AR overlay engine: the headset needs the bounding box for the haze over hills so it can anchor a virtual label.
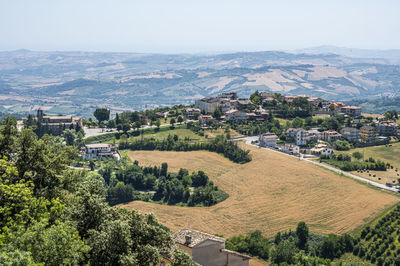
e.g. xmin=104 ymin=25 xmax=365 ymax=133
xmin=0 ymin=47 xmax=399 ymax=117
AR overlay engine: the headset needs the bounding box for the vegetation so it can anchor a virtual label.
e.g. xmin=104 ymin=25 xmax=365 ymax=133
xmin=0 ymin=117 xmax=195 ymax=265
xmin=226 ymin=222 xmax=355 ymax=265
xmin=125 ymin=145 xmax=397 ymax=239
xmin=355 ymin=204 xmax=400 ymax=264
xmin=120 ymin=134 xmax=251 ymax=164
xmin=321 ymin=154 xmax=388 ymax=171
xmin=98 ymin=160 xmax=228 ymax=207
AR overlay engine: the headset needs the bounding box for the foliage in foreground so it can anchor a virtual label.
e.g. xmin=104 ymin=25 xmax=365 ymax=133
xmin=0 ymin=117 xmax=195 ymax=265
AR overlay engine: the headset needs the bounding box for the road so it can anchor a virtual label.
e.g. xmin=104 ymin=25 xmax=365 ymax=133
xmin=240 ymin=136 xmax=400 ymax=193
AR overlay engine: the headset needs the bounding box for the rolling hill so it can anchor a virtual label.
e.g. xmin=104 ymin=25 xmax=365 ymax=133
xmin=0 ymin=48 xmax=399 ymax=116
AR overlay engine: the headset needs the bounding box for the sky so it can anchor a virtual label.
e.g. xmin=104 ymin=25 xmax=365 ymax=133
xmin=0 ymin=0 xmax=399 ymax=53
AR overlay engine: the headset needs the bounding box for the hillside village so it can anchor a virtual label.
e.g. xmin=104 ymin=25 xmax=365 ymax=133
xmin=12 ymin=91 xmax=400 ymax=265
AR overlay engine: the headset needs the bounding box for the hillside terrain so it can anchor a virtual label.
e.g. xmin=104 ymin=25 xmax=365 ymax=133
xmin=1 ymin=49 xmax=400 ymax=117
xmin=121 ymin=143 xmax=398 ymax=238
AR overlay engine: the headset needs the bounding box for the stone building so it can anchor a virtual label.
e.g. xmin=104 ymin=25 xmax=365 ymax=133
xmin=173 ymin=229 xmax=251 ymax=266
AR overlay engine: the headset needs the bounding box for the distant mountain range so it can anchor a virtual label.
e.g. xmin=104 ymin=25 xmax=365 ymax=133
xmin=0 ymin=47 xmax=399 ymax=116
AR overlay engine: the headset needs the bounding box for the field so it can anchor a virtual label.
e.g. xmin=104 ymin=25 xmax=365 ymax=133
xmin=338 ymin=142 xmax=400 ymax=168
xmin=121 ymin=142 xmax=399 ymax=238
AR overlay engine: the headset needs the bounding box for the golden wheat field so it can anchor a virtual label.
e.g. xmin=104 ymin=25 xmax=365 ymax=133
xmin=121 ymin=143 xmax=399 ymax=238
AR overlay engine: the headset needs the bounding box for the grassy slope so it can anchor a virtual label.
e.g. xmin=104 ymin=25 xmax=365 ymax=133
xmin=337 ymin=142 xmax=400 ymax=168
xmin=119 ymin=142 xmax=399 ymax=238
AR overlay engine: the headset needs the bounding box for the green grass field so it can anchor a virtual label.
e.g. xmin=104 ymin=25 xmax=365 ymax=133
xmin=337 ymin=142 xmax=400 ymax=168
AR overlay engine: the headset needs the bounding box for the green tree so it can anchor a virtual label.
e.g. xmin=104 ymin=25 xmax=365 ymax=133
xmin=352 ymin=151 xmax=363 ymax=160
xmin=292 ymin=117 xmax=303 ymax=128
xmin=270 ymin=238 xmax=297 ymax=264
xmin=170 ymin=118 xmax=176 ymax=127
xmin=0 ymin=116 xmax=17 ymax=157
xmin=296 ymin=221 xmax=309 ymax=250
xmin=212 ymin=108 xmax=223 ymax=120
xmin=93 ymin=108 xmax=110 ymax=124
xmin=177 ymin=115 xmax=184 ymax=123
xmin=63 ymin=129 xmax=76 ymax=146
xmin=122 ymin=123 xmax=131 ymax=134
xmin=172 ymin=249 xmax=199 ymax=266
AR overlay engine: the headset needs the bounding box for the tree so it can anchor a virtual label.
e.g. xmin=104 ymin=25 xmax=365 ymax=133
xmin=171 ymin=249 xmax=199 ymax=266
xmin=155 ymin=119 xmax=161 ymax=131
xmin=107 ymin=119 xmax=116 ymax=129
xmin=122 ymin=123 xmax=131 ymax=134
xmin=161 ymin=163 xmax=168 ymax=177
xmin=93 ymin=108 xmax=110 ymax=124
xmin=170 ymin=118 xmax=176 ymax=127
xmin=250 ymin=90 xmax=261 ymax=105
xmin=63 ymin=129 xmax=76 ymax=146
xmin=352 ymin=151 xmax=363 ymax=160
xmin=292 ymin=117 xmax=303 ymax=128
xmin=177 ymin=115 xmax=184 ymax=123
xmin=0 ymin=116 xmax=17 ymax=157
xmin=296 ymin=222 xmax=309 ymax=250
xmin=212 ymin=108 xmax=223 ymax=120
xmin=270 ymin=238 xmax=297 ymax=264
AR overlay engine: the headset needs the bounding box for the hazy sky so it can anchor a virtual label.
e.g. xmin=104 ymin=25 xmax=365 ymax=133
xmin=1 ymin=0 xmax=399 ymax=53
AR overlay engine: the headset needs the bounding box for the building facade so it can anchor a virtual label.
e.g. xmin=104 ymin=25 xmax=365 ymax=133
xmin=360 ymin=125 xmax=376 ymax=143
xmin=340 ymin=127 xmax=360 ymax=142
xmin=259 ymin=133 xmax=279 ymax=148
xmin=173 ymin=229 xmax=251 ymax=266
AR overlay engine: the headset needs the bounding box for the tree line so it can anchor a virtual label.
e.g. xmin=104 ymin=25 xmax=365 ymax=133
xmin=119 ymin=134 xmax=252 ymax=164
xmin=98 ymin=160 xmax=228 ymax=207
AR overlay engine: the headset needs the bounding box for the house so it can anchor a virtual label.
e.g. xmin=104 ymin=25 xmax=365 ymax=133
xmin=322 ymin=130 xmax=342 ymax=143
xmin=195 ymin=97 xmax=221 ymax=113
xmin=262 ymin=96 xmax=276 ymax=105
xmin=340 ymin=106 xmax=362 ymax=117
xmin=340 ymin=127 xmax=360 ymax=142
xmin=173 ymin=229 xmax=251 ymax=266
xmin=236 ymin=99 xmax=251 ymax=110
xmin=217 ymin=92 xmax=238 ymax=100
xmin=280 ymin=144 xmax=300 ymax=155
xmin=375 ymin=121 xmax=398 ymax=136
xmin=310 ymin=144 xmax=334 ymax=157
xmin=259 ymin=133 xmax=279 ymax=148
xmin=198 ymin=115 xmax=214 ymax=125
xmin=183 ymin=108 xmax=201 ymax=120
xmin=286 ymin=128 xmax=307 ymax=146
xmin=330 ymin=102 xmax=346 ymax=110
xmin=360 ymin=125 xmax=376 ymax=143
xmin=226 ymin=109 xmax=248 ymax=122
xmin=259 ymin=92 xmax=275 ymax=100
xmin=35 ymin=108 xmax=83 ymax=135
xmin=305 ymin=129 xmax=322 ymax=142
xmin=83 ymin=143 xmax=118 ymax=160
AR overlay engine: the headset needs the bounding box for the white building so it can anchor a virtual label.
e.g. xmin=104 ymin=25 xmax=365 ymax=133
xmin=310 ymin=144 xmax=334 ymax=157
xmin=340 ymin=127 xmax=360 ymax=142
xmin=195 ymin=98 xmax=221 ymax=113
xmin=281 ymin=144 xmax=300 ymax=155
xmin=259 ymin=133 xmax=279 ymax=148
xmin=286 ymin=128 xmax=307 ymax=146
xmin=83 ymin=144 xmax=118 ymax=160
xmin=225 ymin=109 xmax=248 ymax=122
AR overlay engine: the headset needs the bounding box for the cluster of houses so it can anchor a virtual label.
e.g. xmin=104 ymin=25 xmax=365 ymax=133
xmin=191 ymin=92 xmax=363 ymax=125
xmin=259 ymin=120 xmax=398 ymax=157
